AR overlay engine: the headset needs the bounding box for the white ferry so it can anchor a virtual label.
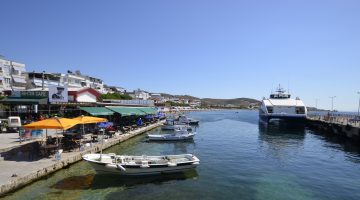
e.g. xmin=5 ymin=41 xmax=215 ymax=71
xmin=259 ymin=85 xmax=307 ymax=122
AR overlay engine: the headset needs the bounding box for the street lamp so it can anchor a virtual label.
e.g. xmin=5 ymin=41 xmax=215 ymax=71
xmin=329 ymin=96 xmax=336 ymax=112
xmin=315 ymin=98 xmax=319 ymax=110
xmin=357 ymin=91 xmax=360 ymax=116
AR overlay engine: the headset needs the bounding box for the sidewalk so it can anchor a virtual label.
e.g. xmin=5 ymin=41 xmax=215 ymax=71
xmin=0 ymin=130 xmax=59 ymax=153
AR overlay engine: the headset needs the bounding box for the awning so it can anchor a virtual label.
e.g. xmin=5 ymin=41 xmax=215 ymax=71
xmin=0 ymin=98 xmax=48 ymax=105
xmin=137 ymin=107 xmax=157 ymax=115
xmin=106 ymin=106 xmax=146 ymax=116
xmin=12 ymin=77 xmax=26 ymax=84
xmin=79 ymin=107 xmax=114 ymax=116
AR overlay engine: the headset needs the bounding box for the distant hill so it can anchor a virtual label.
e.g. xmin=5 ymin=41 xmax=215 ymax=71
xmin=159 ymin=93 xmax=200 ymax=100
xmin=201 ymin=98 xmax=260 ymax=107
xmin=158 ymin=92 xmax=260 ymax=108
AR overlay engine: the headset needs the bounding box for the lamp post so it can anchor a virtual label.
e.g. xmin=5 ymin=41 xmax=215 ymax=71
xmin=315 ymin=98 xmax=319 ymax=110
xmin=329 ymin=96 xmax=336 ymax=112
xmin=357 ymin=91 xmax=360 ymax=117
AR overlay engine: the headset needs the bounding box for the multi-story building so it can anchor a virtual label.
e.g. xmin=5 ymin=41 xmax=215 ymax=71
xmin=0 ymin=56 xmax=27 ymax=93
xmin=26 ymin=70 xmax=106 ymax=94
xmin=104 ymin=85 xmax=126 ymax=94
xmin=127 ymin=89 xmax=150 ymax=100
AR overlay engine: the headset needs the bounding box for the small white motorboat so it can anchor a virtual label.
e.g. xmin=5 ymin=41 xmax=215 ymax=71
xmin=178 ymin=115 xmax=200 ymax=125
xmin=83 ymin=153 xmax=200 ymax=175
xmin=148 ymin=127 xmax=196 ymax=141
xmin=161 ymin=119 xmax=192 ymax=130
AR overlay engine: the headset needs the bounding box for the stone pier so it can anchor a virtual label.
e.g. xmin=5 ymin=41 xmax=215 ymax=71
xmin=307 ymin=116 xmax=360 ymax=141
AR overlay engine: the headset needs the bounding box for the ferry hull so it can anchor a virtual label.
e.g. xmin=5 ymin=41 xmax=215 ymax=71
xmin=259 ymin=109 xmax=307 ymax=122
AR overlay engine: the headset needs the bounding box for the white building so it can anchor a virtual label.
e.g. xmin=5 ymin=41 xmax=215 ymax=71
xmin=0 ymin=56 xmax=27 ymax=93
xmin=104 ymin=85 xmax=127 ymax=94
xmin=130 ymin=89 xmax=150 ymax=100
xmin=26 ymin=70 xmax=107 ymax=94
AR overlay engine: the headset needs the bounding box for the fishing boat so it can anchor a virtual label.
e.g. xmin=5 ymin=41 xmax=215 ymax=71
xmin=161 ymin=118 xmax=192 ymax=130
xmin=178 ymin=115 xmax=200 ymax=125
xmin=148 ymin=127 xmax=196 ymax=141
xmin=83 ymin=153 xmax=200 ymax=175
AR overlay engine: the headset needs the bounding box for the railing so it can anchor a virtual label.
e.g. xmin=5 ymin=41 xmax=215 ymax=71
xmin=308 ymin=112 xmax=360 ymax=127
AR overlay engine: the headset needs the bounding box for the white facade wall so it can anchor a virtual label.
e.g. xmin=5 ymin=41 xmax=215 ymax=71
xmin=76 ymin=92 xmax=97 ymax=103
xmin=0 ymin=58 xmax=26 ymax=92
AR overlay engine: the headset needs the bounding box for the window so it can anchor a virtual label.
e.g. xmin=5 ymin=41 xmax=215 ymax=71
xmin=4 ymin=78 xmax=11 ymax=84
xmin=296 ymin=107 xmax=305 ymax=114
xmin=266 ymin=106 xmax=273 ymax=113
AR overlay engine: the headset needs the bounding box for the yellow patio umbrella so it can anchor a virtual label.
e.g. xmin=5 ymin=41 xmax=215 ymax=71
xmin=72 ymin=115 xmax=108 ymax=137
xmin=72 ymin=116 xmax=108 ymax=124
xmin=23 ymin=117 xmax=80 ymax=130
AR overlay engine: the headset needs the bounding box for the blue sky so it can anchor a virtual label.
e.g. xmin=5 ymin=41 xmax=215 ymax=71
xmin=1 ymin=0 xmax=360 ymax=111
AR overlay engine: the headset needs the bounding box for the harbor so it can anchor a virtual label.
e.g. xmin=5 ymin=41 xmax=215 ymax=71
xmin=1 ymin=0 xmax=360 ymax=199
xmin=2 ymin=110 xmax=360 ymax=200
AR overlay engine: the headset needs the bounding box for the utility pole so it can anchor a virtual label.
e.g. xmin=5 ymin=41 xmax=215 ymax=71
xmin=315 ymin=98 xmax=319 ymax=110
xmin=329 ymin=96 xmax=336 ymax=112
xmin=41 ymin=71 xmax=45 ymax=90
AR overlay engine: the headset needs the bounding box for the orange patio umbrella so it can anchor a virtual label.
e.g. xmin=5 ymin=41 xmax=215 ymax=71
xmin=23 ymin=117 xmax=80 ymax=130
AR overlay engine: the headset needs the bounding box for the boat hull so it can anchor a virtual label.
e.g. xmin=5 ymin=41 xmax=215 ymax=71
xmin=161 ymin=125 xmax=192 ymax=130
xmin=147 ymin=134 xmax=195 ymax=141
xmin=259 ymin=107 xmax=307 ymax=122
xmin=88 ymin=161 xmax=198 ymax=175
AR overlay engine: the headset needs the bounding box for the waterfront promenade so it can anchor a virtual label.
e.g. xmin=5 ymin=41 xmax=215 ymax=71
xmin=0 ymin=121 xmax=164 ymax=196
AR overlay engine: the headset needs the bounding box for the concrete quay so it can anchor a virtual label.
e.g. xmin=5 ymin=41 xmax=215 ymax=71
xmin=307 ymin=115 xmax=360 ymax=141
xmin=0 ymin=121 xmax=164 ymax=196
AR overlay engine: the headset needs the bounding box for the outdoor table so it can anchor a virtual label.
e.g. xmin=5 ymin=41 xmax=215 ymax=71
xmin=71 ymin=139 xmax=81 ymax=150
xmin=40 ymin=144 xmax=58 ymax=157
xmin=91 ymin=135 xmax=98 ymax=142
xmin=107 ymin=131 xmax=116 ymax=138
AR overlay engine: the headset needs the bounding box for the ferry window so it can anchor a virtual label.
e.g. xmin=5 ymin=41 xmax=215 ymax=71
xmin=296 ymin=107 xmax=305 ymax=114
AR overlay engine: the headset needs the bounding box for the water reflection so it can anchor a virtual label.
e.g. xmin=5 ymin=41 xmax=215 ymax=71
xmin=258 ymin=120 xmax=306 ymax=135
xmin=52 ymin=170 xmax=198 ymax=190
xmin=257 ymin=121 xmax=306 ymax=163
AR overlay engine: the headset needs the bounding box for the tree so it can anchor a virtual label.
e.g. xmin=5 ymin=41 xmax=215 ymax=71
xmin=100 ymin=93 xmax=133 ymax=101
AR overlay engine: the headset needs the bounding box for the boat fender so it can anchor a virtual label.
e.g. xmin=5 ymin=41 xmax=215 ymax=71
xmin=117 ymin=164 xmax=126 ymax=171
xmin=168 ymin=162 xmax=177 ymax=167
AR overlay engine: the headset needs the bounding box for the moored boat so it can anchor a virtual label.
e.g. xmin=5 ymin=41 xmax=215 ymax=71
xmin=148 ymin=127 xmax=196 ymax=141
xmin=259 ymin=85 xmax=307 ymax=122
xmin=178 ymin=115 xmax=200 ymax=125
xmin=161 ymin=119 xmax=192 ymax=130
xmin=83 ymin=153 xmax=200 ymax=175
